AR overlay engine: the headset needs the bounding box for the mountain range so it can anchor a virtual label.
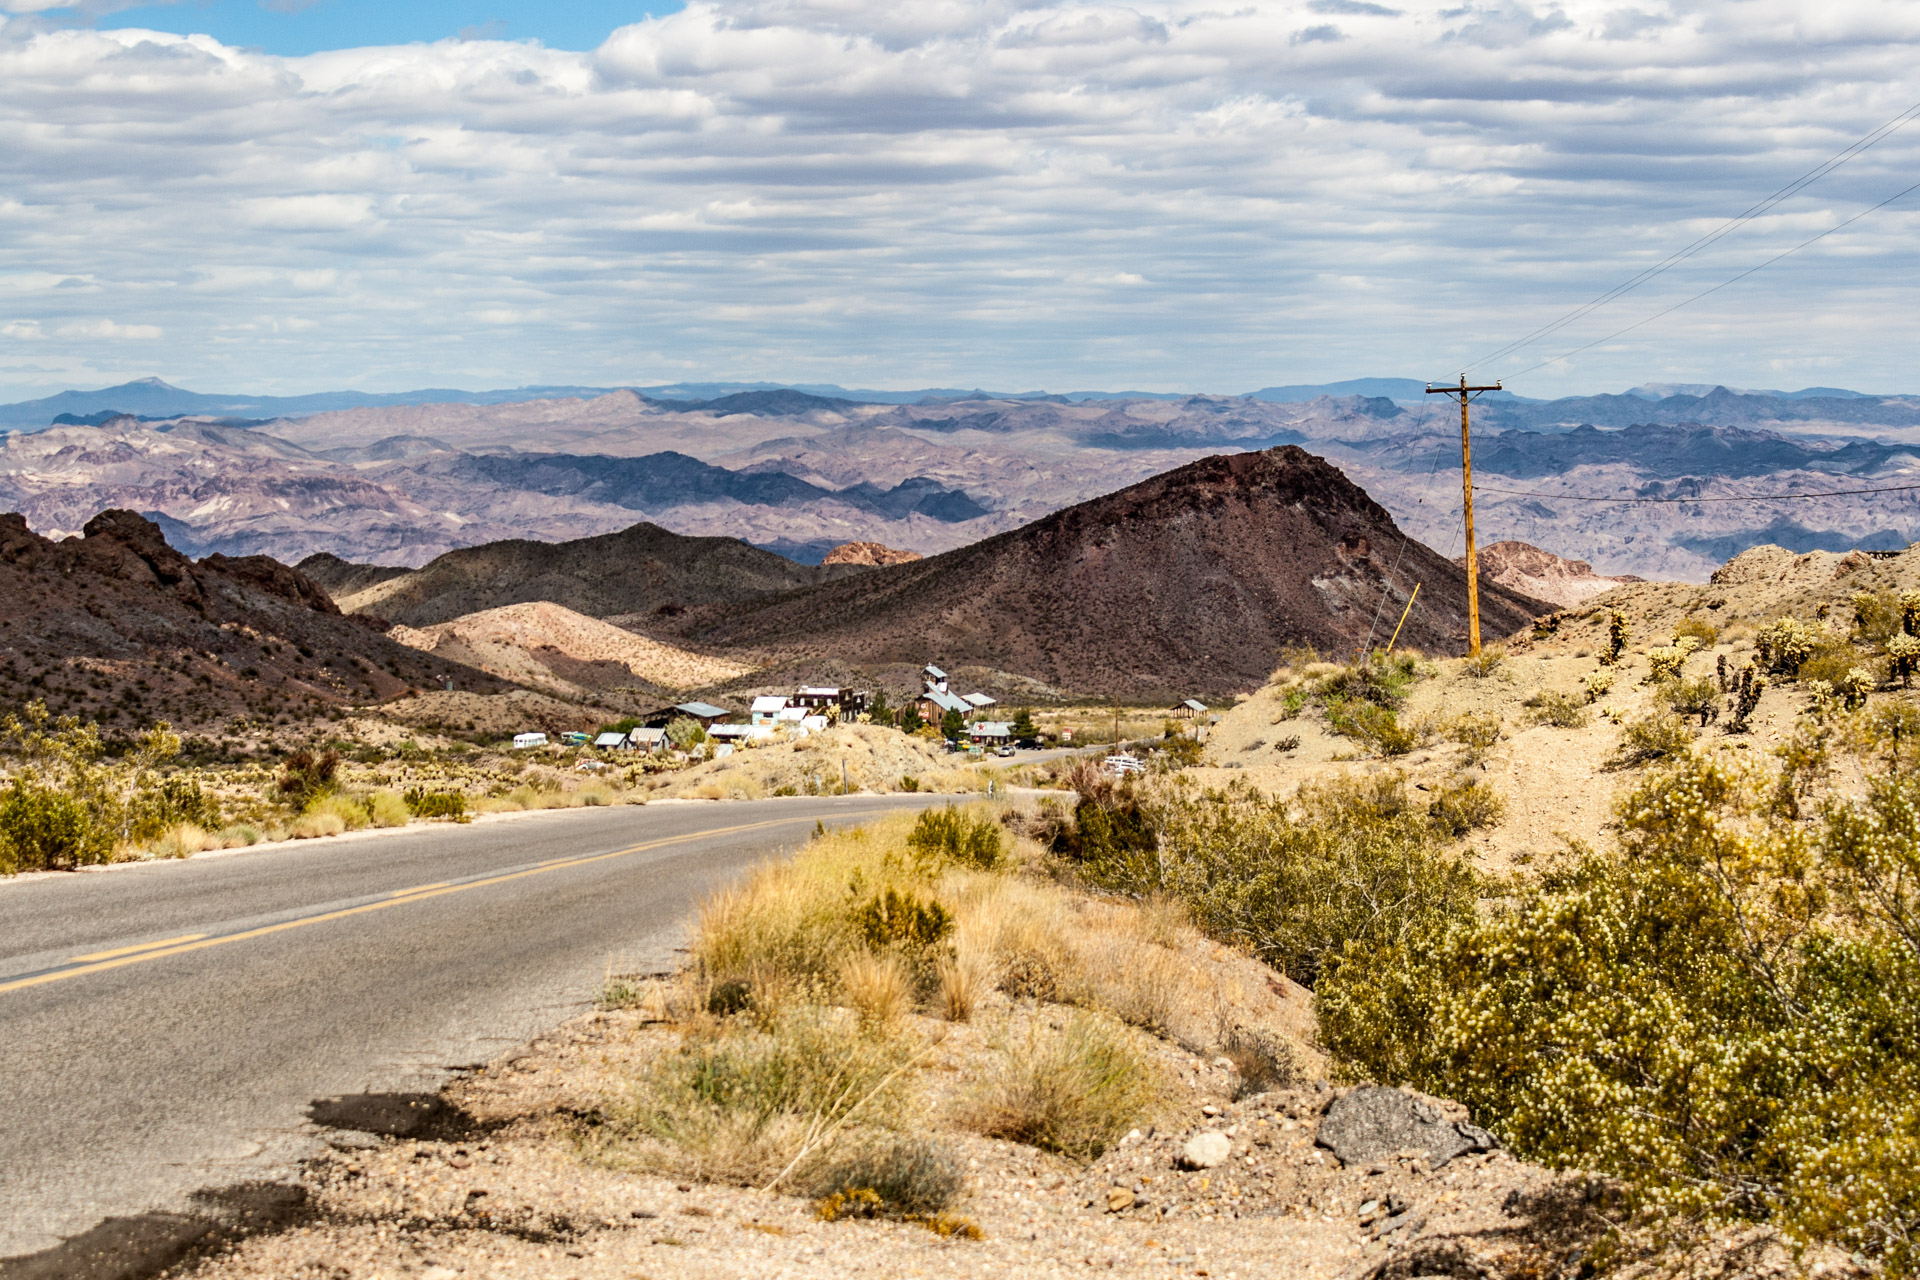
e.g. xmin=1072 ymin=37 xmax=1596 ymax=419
xmin=1 ymin=376 xmax=1916 ymax=581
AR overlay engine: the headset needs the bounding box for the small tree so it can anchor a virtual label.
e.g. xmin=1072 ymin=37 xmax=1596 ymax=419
xmin=899 ymin=704 xmax=924 ymax=735
xmin=869 ymin=692 xmax=893 ymax=727
xmin=940 ymin=709 xmax=966 ymax=742
xmin=1011 ymin=708 xmax=1037 ymax=740
xmin=665 ymin=716 xmax=707 ymax=750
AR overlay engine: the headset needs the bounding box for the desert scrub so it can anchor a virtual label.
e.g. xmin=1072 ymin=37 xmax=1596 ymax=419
xmin=1318 ymin=751 xmax=1920 ymax=1273
xmin=594 ymin=1003 xmax=928 ymax=1186
xmin=1426 ymin=775 xmax=1505 ymax=836
xmin=907 ymin=805 xmax=1004 ymax=870
xmin=1607 ymin=711 xmax=1695 ymax=769
xmin=1444 ymin=712 xmax=1502 ymax=763
xmin=1327 ymin=702 xmax=1420 ymax=757
xmin=1524 ymin=688 xmax=1590 ymax=728
xmin=1460 ymin=645 xmax=1507 ymax=679
xmin=963 ymin=1011 xmax=1158 ymax=1161
xmin=1583 ymin=669 xmax=1615 ymax=703
xmin=1082 ymin=774 xmax=1482 ymax=989
xmin=806 ymin=1133 xmax=964 ymax=1222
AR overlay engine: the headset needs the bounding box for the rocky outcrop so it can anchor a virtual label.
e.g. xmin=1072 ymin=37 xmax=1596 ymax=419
xmin=821 ymin=541 xmax=923 ymax=567
xmin=1459 ymin=540 xmax=1640 ymax=609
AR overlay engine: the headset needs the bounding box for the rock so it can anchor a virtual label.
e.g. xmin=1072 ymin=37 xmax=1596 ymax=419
xmin=1106 ymin=1185 xmax=1135 ymax=1212
xmin=1178 ymin=1131 xmax=1232 ymax=1170
xmin=1315 ymin=1086 xmax=1498 ymax=1170
xmin=422 ymin=1268 xmax=459 ymax=1280
xmin=1201 ymin=1104 xmax=1223 ymax=1117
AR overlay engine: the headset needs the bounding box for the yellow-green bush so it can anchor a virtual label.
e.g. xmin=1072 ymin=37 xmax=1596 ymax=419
xmin=962 ymin=1012 xmax=1158 ymax=1161
xmin=1317 ymin=751 xmax=1920 ymax=1272
xmin=365 ymin=791 xmax=411 ymax=828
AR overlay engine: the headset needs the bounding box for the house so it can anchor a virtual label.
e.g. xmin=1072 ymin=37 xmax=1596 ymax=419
xmin=916 ymin=687 xmax=972 ymax=724
xmin=750 ymin=695 xmax=790 ymax=726
xmin=968 ymin=721 xmax=1013 ymax=744
xmin=512 ymin=732 xmax=548 ymax=749
xmin=645 ymin=700 xmax=734 ymax=730
xmin=923 ymin=664 xmax=949 ymax=693
xmin=962 ymin=692 xmax=997 ymax=712
xmin=593 ymin=731 xmax=631 ymax=749
xmin=1170 ymin=699 xmax=1209 ymax=720
xmin=628 ymin=727 xmax=667 ymax=753
xmin=790 ymin=686 xmax=874 ymax=720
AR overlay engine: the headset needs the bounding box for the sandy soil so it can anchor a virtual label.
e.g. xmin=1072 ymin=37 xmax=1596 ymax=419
xmin=391 ymin=602 xmax=755 ymax=692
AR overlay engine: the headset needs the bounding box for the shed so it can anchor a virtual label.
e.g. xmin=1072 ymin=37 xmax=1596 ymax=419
xmin=512 ymin=732 xmax=549 ymax=749
xmin=1170 ymin=699 xmax=1209 ymax=719
xmin=594 ymin=731 xmax=630 ymax=749
xmin=628 ymin=727 xmax=667 ymax=752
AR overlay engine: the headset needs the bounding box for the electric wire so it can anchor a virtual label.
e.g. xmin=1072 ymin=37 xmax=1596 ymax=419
xmin=1476 ymin=480 xmax=1920 ymax=504
xmin=1505 ymin=175 xmax=1920 ymax=379
xmin=1464 ymin=99 xmax=1920 ymax=375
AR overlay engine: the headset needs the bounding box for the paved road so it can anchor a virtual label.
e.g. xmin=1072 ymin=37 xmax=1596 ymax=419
xmin=0 ymin=796 xmax=930 ymax=1262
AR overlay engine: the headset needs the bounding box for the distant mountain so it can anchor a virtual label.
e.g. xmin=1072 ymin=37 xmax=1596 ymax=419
xmin=0 ymin=378 xmax=636 ymax=429
xmin=1459 ymin=423 xmax=1908 ymax=480
xmin=1626 ymin=383 xmax=1875 ymax=401
xmin=1249 ymin=378 xmax=1435 ymax=402
xmin=687 ymin=446 xmax=1550 ymax=698
xmin=330 ymin=520 xmax=867 ymax=628
xmin=0 ymin=510 xmax=508 ymax=729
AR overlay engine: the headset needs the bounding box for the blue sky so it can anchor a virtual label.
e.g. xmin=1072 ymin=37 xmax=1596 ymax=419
xmin=91 ymin=0 xmax=679 ymax=53
xmin=2 ymin=0 xmax=1919 ymax=399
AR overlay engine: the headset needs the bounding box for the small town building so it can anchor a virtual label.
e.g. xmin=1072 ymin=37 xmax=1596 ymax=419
xmin=962 ymin=692 xmax=997 ymax=711
xmin=750 ymin=695 xmax=790 ymax=726
xmin=923 ymin=664 xmax=949 ymax=693
xmin=645 ymin=700 xmax=734 ymax=729
xmin=968 ymin=721 xmax=1013 ymax=743
xmin=628 ymin=727 xmax=667 ymax=752
xmin=560 ymin=731 xmax=591 ymax=746
xmin=593 ymin=731 xmax=630 ymax=749
xmin=1171 ymin=699 xmax=1209 ymax=719
xmin=512 ymin=732 xmax=549 ymax=749
xmin=917 ymin=687 xmax=971 ymax=723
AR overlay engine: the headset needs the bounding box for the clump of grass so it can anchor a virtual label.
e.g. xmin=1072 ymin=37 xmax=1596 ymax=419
xmin=596 ymin=1004 xmax=925 ymax=1186
xmin=964 ymin=1012 xmax=1158 ymax=1161
xmin=146 ymin=821 xmax=212 ymax=860
xmin=365 ymin=791 xmax=411 ymax=828
xmin=1444 ymin=712 xmax=1502 ymax=763
xmin=1674 ymin=615 xmax=1719 ymax=647
xmin=287 ymin=810 xmax=347 ymax=839
xmin=934 ymin=946 xmax=994 ymax=1022
xmin=404 ymin=788 xmax=467 ymax=820
xmin=840 ymin=950 xmax=913 ymax=1029
xmin=307 ymin=792 xmax=370 ymax=830
xmin=1460 ymin=646 xmax=1507 ymax=679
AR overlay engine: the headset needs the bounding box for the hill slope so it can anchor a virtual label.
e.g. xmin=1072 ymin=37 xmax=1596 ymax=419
xmin=689 ymin=446 xmax=1550 ymax=698
xmin=336 ymin=521 xmax=856 ymax=627
xmin=0 ymin=511 xmax=507 ymax=729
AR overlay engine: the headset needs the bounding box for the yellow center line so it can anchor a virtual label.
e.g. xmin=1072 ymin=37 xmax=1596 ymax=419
xmin=5 ymin=809 xmax=892 ymax=999
xmin=70 ymin=933 xmax=209 ymax=964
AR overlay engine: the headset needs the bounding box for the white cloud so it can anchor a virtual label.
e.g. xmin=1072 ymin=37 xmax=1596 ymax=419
xmin=0 ymin=2 xmax=1918 ymax=397
xmin=54 ymin=319 xmax=163 ymax=339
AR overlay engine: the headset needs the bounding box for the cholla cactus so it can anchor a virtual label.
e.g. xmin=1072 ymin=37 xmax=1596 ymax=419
xmin=1756 ymin=616 xmax=1819 ymax=676
xmin=1888 ymin=631 xmax=1920 ymax=688
xmin=1645 ymin=637 xmax=1701 ymax=684
xmin=1902 ymin=588 xmax=1920 ymax=636
xmin=1838 ymin=666 xmax=1875 ymax=711
xmin=1728 ymin=663 xmax=1765 ymax=732
xmin=1584 ymin=669 xmax=1615 ymax=703
xmin=1600 ymin=609 xmax=1630 ymax=667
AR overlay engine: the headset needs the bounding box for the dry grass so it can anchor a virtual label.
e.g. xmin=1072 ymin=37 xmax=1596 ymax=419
xmin=366 ymin=791 xmax=411 ymax=827
xmin=288 ymin=810 xmax=347 ymax=839
xmin=840 ymin=951 xmax=914 ymax=1030
xmin=934 ymin=946 xmax=994 ymax=1022
xmin=961 ymin=1011 xmax=1159 ymax=1161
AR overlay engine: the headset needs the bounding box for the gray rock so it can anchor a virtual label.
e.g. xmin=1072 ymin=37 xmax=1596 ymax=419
xmin=1177 ymin=1131 xmax=1232 ymax=1170
xmin=1315 ymin=1086 xmax=1498 ymax=1169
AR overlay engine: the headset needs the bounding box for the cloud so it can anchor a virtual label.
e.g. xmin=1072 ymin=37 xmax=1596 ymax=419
xmin=54 ymin=319 xmax=164 ymax=339
xmin=0 ymin=2 xmax=1918 ymax=399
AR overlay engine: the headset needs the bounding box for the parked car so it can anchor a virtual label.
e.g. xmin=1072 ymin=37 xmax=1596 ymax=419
xmin=994 ymin=744 xmax=1015 ymax=757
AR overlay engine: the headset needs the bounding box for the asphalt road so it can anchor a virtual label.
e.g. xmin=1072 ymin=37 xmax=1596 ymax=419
xmin=0 ymin=796 xmax=931 ymax=1263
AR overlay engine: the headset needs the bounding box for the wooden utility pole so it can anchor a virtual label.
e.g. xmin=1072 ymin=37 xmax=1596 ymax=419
xmin=1425 ymin=374 xmax=1502 ymax=655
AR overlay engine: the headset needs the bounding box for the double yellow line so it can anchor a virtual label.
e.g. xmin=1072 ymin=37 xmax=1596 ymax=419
xmin=1 ymin=810 xmax=881 ymax=998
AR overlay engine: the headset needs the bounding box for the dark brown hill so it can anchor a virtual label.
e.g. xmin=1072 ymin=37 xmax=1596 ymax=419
xmin=0 ymin=511 xmax=508 ymax=730
xmin=689 ymin=447 xmax=1552 ymax=698
xmin=331 ymin=521 xmax=861 ymax=628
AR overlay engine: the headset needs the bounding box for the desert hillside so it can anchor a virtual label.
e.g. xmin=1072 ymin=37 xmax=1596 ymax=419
xmin=689 ymin=446 xmax=1551 ymax=698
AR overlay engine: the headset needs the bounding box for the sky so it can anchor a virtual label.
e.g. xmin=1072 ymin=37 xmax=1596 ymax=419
xmin=1 ymin=0 xmax=1919 ymax=400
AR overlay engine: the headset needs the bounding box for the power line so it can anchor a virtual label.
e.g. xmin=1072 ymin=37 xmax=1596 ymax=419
xmin=1465 ymin=99 xmax=1920 ymax=374
xmin=1507 ymin=174 xmax=1920 ymax=378
xmin=1476 ymin=480 xmax=1920 ymax=504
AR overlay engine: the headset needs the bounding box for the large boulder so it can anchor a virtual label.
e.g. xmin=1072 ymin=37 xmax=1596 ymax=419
xmin=1315 ymin=1086 xmax=1497 ymax=1169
